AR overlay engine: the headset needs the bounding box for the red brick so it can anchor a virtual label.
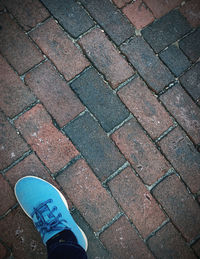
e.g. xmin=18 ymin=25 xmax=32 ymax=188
xmin=180 ymin=0 xmax=200 ymax=27
xmin=0 ymin=111 xmax=29 ymax=170
xmin=143 ymin=0 xmax=182 ymax=18
xmin=158 ymin=127 xmax=200 ymax=194
xmin=30 ymin=18 xmax=89 ymax=81
xmin=79 ymin=28 xmax=134 ymax=89
xmin=15 ymin=104 xmax=79 ymax=173
xmin=100 ymin=215 xmax=154 ymax=258
xmin=0 ymin=242 xmax=7 ymax=258
xmin=56 ymin=159 xmax=119 ymax=231
xmin=160 ymin=84 xmax=200 ymax=145
xmin=2 ymin=0 xmax=49 ymax=31
xmin=108 ymin=167 xmax=166 ymax=238
xmin=113 ymin=0 xmax=131 ymax=8
xmin=148 ymin=222 xmax=196 ymax=259
xmin=118 ymin=77 xmax=173 ymax=139
xmin=0 ymin=207 xmax=46 ymax=259
xmin=0 ymin=55 xmax=36 ymax=118
xmin=0 ymin=14 xmax=43 ymax=75
xmin=192 ymin=239 xmax=200 ymax=257
xmin=123 ymin=0 xmax=154 ymax=29
xmin=152 ymin=174 xmax=200 ymax=241
xmin=111 ymin=118 xmax=170 ymax=185
xmin=0 ymin=175 xmax=16 ymax=215
xmin=25 ymin=61 xmax=84 ymax=127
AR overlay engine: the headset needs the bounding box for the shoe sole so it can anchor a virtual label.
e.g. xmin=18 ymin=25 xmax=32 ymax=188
xmin=15 ymin=176 xmax=88 ymax=251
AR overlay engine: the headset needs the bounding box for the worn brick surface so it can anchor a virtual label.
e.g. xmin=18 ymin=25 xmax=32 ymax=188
xmin=2 ymin=0 xmax=49 ymax=31
xmin=41 ymin=0 xmax=94 ymax=38
xmin=25 ymin=61 xmax=84 ymax=127
xmin=179 ymin=28 xmax=200 ymax=62
xmin=143 ymin=0 xmax=182 ymax=18
xmin=152 ymin=174 xmax=200 ymax=241
xmin=159 ymin=127 xmax=200 ymax=194
xmin=0 ymin=175 xmax=16 ymax=216
xmin=100 ymin=215 xmax=154 ymax=258
xmin=30 ymin=18 xmax=89 ymax=81
xmin=0 ymin=111 xmax=29 ymax=170
xmin=72 ymin=209 xmax=111 ymax=258
xmin=108 ymin=167 xmax=166 ymax=238
xmin=123 ymin=0 xmax=154 ymax=29
xmin=0 ymin=14 xmax=43 ymax=75
xmin=57 ymin=159 xmax=119 ymax=231
xmin=0 ymin=55 xmax=36 ymax=118
xmin=0 ymin=207 xmax=46 ymax=259
xmin=64 ymin=112 xmax=126 ymax=181
xmin=80 ymin=0 xmax=135 ymax=45
xmin=159 ymin=44 xmax=191 ymax=77
xmin=79 ymin=28 xmax=134 ymax=89
xmin=148 ymin=222 xmax=196 ymax=259
xmin=113 ymin=0 xmax=131 ymax=8
xmin=142 ymin=10 xmax=191 ymax=53
xmin=70 ymin=67 xmax=129 ymax=132
xmin=180 ymin=62 xmax=200 ymax=102
xmin=120 ymin=36 xmax=174 ymax=93
xmin=118 ymin=77 xmax=173 ymax=139
xmin=160 ymin=84 xmax=200 ymax=145
xmin=180 ymin=0 xmax=200 ymax=27
xmin=111 ymin=119 xmax=170 ymax=185
xmin=15 ymin=104 xmax=79 ymax=173
xmin=192 ymin=239 xmax=200 ymax=257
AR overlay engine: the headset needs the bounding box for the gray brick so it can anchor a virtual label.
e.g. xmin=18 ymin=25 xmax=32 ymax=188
xmin=41 ymin=0 xmax=94 ymax=38
xmin=70 ymin=68 xmax=129 ymax=132
xmin=64 ymin=112 xmax=125 ymax=181
xmin=180 ymin=62 xmax=200 ymax=102
xmin=120 ymin=36 xmax=174 ymax=92
xmin=79 ymin=0 xmax=135 ymax=45
xmin=179 ymin=28 xmax=200 ymax=62
xmin=159 ymin=44 xmax=191 ymax=77
xmin=142 ymin=10 xmax=192 ymax=53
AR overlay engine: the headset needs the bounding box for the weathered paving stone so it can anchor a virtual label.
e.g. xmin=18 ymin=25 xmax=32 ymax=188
xmin=159 ymin=44 xmax=191 ymax=77
xmin=179 ymin=28 xmax=200 ymax=62
xmin=70 ymin=67 xmax=129 ymax=132
xmin=64 ymin=112 xmax=126 ymax=181
xmin=0 ymin=55 xmax=36 ymax=118
xmin=72 ymin=209 xmax=111 ymax=258
xmin=0 ymin=111 xmax=29 ymax=170
xmin=29 ymin=18 xmax=89 ymax=81
xmin=2 ymin=0 xmax=50 ymax=31
xmin=159 ymin=84 xmax=200 ymax=145
xmin=158 ymin=127 xmax=200 ymax=194
xmin=79 ymin=0 xmax=135 ymax=45
xmin=25 ymin=60 xmax=84 ymax=127
xmin=118 ymin=76 xmax=173 ymax=139
xmin=113 ymin=0 xmax=131 ymax=8
xmin=180 ymin=62 xmax=200 ymax=102
xmin=180 ymin=0 xmax=200 ymax=28
xmin=79 ymin=28 xmax=134 ymax=89
xmin=108 ymin=167 xmax=166 ymax=238
xmin=120 ymin=36 xmax=174 ymax=93
xmin=100 ymin=215 xmax=154 ymax=258
xmin=111 ymin=118 xmax=170 ymax=185
xmin=57 ymin=159 xmax=119 ymax=231
xmin=0 ymin=14 xmax=43 ymax=75
xmin=142 ymin=10 xmax=192 ymax=53
xmin=148 ymin=222 xmax=196 ymax=259
xmin=40 ymin=0 xmax=94 ymax=37
xmin=152 ymin=174 xmax=200 ymax=242
xmin=192 ymin=239 xmax=200 ymax=257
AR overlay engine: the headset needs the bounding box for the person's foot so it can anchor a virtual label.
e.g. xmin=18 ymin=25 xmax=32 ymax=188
xmin=15 ymin=176 xmax=88 ymax=251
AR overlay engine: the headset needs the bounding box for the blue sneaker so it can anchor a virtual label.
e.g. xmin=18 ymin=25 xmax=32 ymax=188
xmin=14 ymin=176 xmax=88 ymax=251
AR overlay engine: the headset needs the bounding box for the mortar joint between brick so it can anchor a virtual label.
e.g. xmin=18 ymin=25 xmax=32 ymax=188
xmin=145 ymin=218 xmax=170 ymax=242
xmin=0 ymin=203 xmax=19 ymax=221
xmin=107 ymin=113 xmax=133 ymax=136
xmin=114 ymin=73 xmax=138 ymax=92
xmin=189 ymin=234 xmax=200 ymax=247
xmin=155 ymin=124 xmax=177 ymax=143
xmin=26 ymin=15 xmax=52 ymax=34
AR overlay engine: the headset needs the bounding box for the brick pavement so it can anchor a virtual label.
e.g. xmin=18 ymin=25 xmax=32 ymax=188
xmin=0 ymin=0 xmax=200 ymax=258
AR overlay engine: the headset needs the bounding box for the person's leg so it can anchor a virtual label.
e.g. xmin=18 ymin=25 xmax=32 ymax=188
xmin=15 ymin=176 xmax=88 ymax=258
